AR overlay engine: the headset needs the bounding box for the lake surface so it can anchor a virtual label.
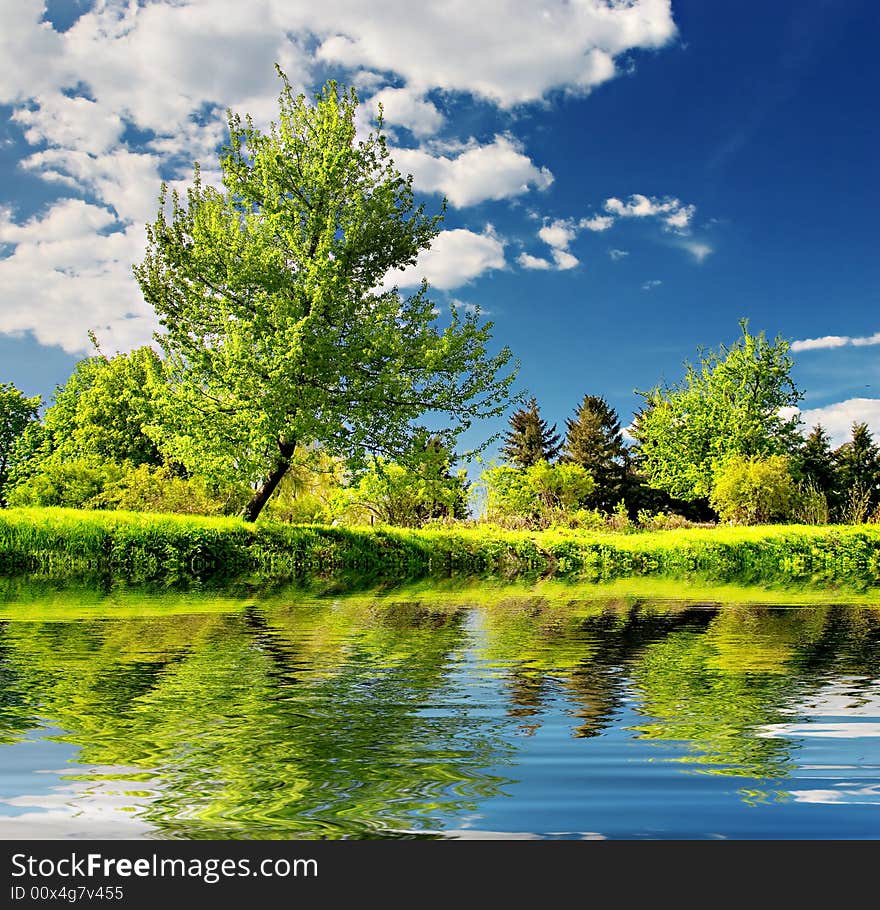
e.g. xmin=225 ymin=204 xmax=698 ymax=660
xmin=1 ymin=587 xmax=879 ymax=839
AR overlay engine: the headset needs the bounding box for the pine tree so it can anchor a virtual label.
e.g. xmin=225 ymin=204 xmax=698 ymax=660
xmin=562 ymin=394 xmax=627 ymax=510
xmin=500 ymin=398 xmax=561 ymax=467
xmin=835 ymin=422 xmax=880 ymax=519
xmin=797 ymin=424 xmax=839 ymax=510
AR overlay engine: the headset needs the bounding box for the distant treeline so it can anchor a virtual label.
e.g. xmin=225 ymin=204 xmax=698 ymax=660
xmin=1 ymin=323 xmax=878 ymax=529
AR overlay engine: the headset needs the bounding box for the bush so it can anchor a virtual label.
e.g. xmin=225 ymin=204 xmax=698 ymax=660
xmin=7 ymin=459 xmax=241 ymax=516
xmin=636 ymin=509 xmax=700 ymax=531
xmin=481 ymin=461 xmax=595 ymax=528
xmin=710 ymin=455 xmax=797 ymax=525
xmin=793 ymin=480 xmax=830 ymax=525
xmin=96 ymin=464 xmax=241 ymax=516
xmin=6 ymin=457 xmax=125 ymax=509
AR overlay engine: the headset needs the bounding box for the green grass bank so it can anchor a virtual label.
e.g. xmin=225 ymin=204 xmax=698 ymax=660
xmin=1 ymin=507 xmax=880 ymax=591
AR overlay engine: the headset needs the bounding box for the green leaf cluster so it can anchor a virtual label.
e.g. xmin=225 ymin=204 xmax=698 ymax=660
xmin=632 ymin=321 xmax=803 ymax=501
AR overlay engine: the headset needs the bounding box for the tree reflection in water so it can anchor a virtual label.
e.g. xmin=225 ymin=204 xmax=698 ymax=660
xmin=0 ymin=588 xmax=878 ymax=837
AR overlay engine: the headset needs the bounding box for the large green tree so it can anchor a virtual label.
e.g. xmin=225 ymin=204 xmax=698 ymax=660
xmin=500 ymin=397 xmax=561 ymax=468
xmin=5 ymin=348 xmax=166 ymax=502
xmin=631 ymin=322 xmax=803 ymax=502
xmin=135 ymin=73 xmax=515 ymax=521
xmin=561 ymin=394 xmax=626 ymax=511
xmin=0 ymin=383 xmax=40 ymax=506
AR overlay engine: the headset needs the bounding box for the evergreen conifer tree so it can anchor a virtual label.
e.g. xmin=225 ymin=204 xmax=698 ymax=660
xmin=835 ymin=422 xmax=880 ymax=518
xmin=797 ymin=424 xmax=840 ymax=512
xmin=562 ymin=394 xmax=627 ymax=510
xmin=500 ymin=398 xmax=561 ymax=467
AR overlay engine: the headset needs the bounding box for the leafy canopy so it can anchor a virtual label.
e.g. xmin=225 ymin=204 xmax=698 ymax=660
xmin=135 ymin=71 xmax=516 ymax=520
xmin=0 ymin=383 xmax=40 ymax=506
xmin=632 ymin=321 xmax=803 ymax=501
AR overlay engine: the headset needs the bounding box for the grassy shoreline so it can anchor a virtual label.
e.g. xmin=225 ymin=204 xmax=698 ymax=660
xmin=2 ymin=507 xmax=880 ymax=592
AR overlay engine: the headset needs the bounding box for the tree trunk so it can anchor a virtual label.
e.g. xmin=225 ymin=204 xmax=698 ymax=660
xmin=241 ymin=440 xmax=296 ymax=522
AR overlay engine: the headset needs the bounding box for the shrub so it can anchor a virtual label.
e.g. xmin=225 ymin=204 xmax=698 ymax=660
xmin=481 ymin=461 xmax=595 ymax=528
xmin=96 ymin=464 xmax=240 ymax=516
xmin=841 ymin=482 xmax=873 ymax=525
xmin=710 ymin=455 xmax=797 ymax=525
xmin=7 ymin=459 xmax=241 ymax=516
xmin=793 ymin=480 xmax=830 ymax=525
xmin=6 ymin=457 xmax=125 ymax=509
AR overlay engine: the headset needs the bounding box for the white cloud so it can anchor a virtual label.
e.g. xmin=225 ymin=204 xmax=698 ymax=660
xmin=551 ymin=249 xmax=579 ymax=270
xmin=520 ymin=217 xmax=580 ymax=272
xmin=792 ymin=332 xmax=880 ymax=352
xmin=382 ymin=226 xmax=506 ymax=290
xmin=538 ymin=219 xmax=576 ymax=250
xmin=678 ymin=239 xmax=713 ymax=262
xmin=369 ymin=86 xmax=444 ymax=137
xmin=392 ymin=135 xmax=553 ymax=207
xmin=450 ymin=298 xmax=491 ymax=315
xmin=0 ymin=200 xmax=156 ymax=353
xmin=0 ymin=0 xmax=677 ymax=352
xmin=311 ymin=1 xmax=676 ymax=107
xmin=641 ymin=279 xmax=662 ymax=291
xmin=517 ymin=252 xmax=553 ymax=270
xmin=604 ymin=193 xmax=695 ymax=232
xmin=579 ymin=214 xmax=614 ymax=232
xmin=609 ymin=248 xmax=629 ymax=260
xmin=792 ymin=398 xmax=880 ymax=446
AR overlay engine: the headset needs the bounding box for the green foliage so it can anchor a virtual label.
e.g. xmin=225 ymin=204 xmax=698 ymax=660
xmin=42 ymin=349 xmax=163 ymax=466
xmin=792 ymin=479 xmax=829 ymax=526
xmin=342 ymin=440 xmax=468 ymax=528
xmin=0 ymin=382 xmax=40 ymax=506
xmin=7 ymin=458 xmax=125 ymax=509
xmin=710 ymin=455 xmax=798 ymax=525
xmin=561 ymin=394 xmax=627 ymax=510
xmin=7 ymin=459 xmax=238 ymax=516
xmin=134 ymin=72 xmax=516 ymax=521
xmin=796 ymin=425 xmax=839 ymax=511
xmin=2 ymin=508 xmax=880 ymax=589
xmin=835 ymin=422 xmax=880 ymax=519
xmin=6 ymin=348 xmax=166 ymax=507
xmin=481 ymin=460 xmax=595 ymax=528
xmin=96 ymin=464 xmax=242 ymax=516
xmin=500 ymin=398 xmax=561 ymax=467
xmin=262 ymin=448 xmax=347 ymax=524
xmin=632 ymin=321 xmax=802 ymax=501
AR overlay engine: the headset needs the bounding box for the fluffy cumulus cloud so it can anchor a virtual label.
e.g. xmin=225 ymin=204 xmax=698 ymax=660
xmin=368 ymin=86 xmax=444 ymax=138
xmin=604 ymin=193 xmax=696 ymax=232
xmin=792 ymin=331 xmax=880 ymax=352
xmin=609 ymin=248 xmax=629 ymax=260
xmin=382 ymin=227 xmax=506 ymax=291
xmin=0 ymin=0 xmax=677 ymax=352
xmin=793 ymin=398 xmax=880 ymax=446
xmin=519 ymin=217 xmax=580 ymax=271
xmin=392 ymin=135 xmax=553 ymax=208
xmin=517 ymin=252 xmax=553 ymax=271
xmin=580 ymin=214 xmax=615 ymax=232
xmin=311 ymin=0 xmax=676 ymax=106
xmin=538 ymin=219 xmax=576 ymax=250
xmin=0 ymin=200 xmax=156 ymax=352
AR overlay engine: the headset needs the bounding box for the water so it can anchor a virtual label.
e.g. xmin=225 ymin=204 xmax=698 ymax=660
xmin=0 ymin=590 xmax=878 ymax=839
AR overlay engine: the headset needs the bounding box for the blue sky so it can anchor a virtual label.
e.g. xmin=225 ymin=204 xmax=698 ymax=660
xmin=1 ymin=0 xmax=878 ymax=456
